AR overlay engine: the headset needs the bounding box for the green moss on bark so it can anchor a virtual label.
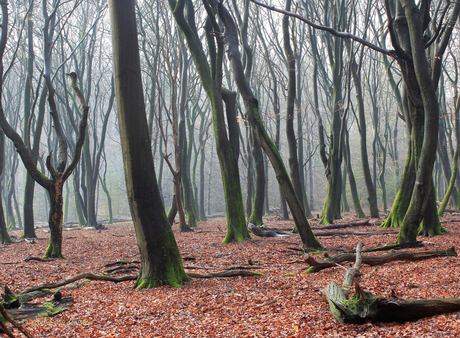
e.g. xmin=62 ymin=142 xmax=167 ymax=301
xmin=43 ymin=242 xmax=64 ymax=259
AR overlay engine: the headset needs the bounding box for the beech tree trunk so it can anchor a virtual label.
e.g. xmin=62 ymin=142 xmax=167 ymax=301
xmin=109 ymin=0 xmax=189 ymax=288
xmin=210 ymin=0 xmax=320 ymax=248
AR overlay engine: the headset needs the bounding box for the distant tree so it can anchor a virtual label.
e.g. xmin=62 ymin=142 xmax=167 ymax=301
xmin=0 ymin=1 xmax=89 ymax=258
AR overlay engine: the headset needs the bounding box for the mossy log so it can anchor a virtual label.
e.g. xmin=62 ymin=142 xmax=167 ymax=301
xmin=306 ymin=247 xmax=457 ymax=273
xmin=321 ymin=243 xmax=460 ymax=323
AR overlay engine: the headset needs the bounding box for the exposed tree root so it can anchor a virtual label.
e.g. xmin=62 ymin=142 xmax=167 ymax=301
xmin=18 ymin=269 xmax=264 ymax=296
xmin=186 ymin=270 xmax=264 ymax=278
xmin=21 ymin=273 xmax=138 ymax=293
xmin=304 ymin=247 xmax=457 ymax=273
xmin=24 ymin=256 xmax=54 ymax=262
xmin=356 ymin=241 xmax=424 ymax=253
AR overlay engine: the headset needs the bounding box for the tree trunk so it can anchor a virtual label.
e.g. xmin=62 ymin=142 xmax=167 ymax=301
xmin=344 ymin=129 xmax=365 ymax=218
xmin=283 ymin=0 xmax=304 ymax=211
xmin=212 ymin=1 xmax=320 ymax=248
xmin=109 ymin=0 xmax=189 ymax=288
xmin=43 ymin=185 xmax=64 ymax=259
xmin=0 ymin=131 xmax=10 ymax=244
xmin=169 ymin=0 xmax=250 ymax=243
xmin=351 ymin=59 xmax=379 ymax=218
xmin=247 ymin=131 xmax=265 ymax=226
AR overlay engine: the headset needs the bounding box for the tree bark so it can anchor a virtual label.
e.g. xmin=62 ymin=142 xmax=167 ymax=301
xmin=109 ymin=0 xmax=190 ymax=288
xmin=211 ymin=0 xmax=321 ymax=248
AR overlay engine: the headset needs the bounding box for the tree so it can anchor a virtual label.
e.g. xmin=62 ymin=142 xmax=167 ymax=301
xmin=0 ymin=1 xmax=89 ymax=258
xmin=209 ymin=0 xmax=321 ymax=248
xmin=108 ymin=0 xmax=189 ymax=288
xmin=0 ymin=130 xmax=10 ymax=244
xmin=249 ymin=0 xmax=459 ymax=242
xmin=168 ymin=0 xmax=251 ymax=243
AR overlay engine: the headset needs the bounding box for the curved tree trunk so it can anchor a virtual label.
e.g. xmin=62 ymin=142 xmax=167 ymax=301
xmin=109 ymin=0 xmax=189 ymax=288
xmin=212 ymin=0 xmax=321 ymax=248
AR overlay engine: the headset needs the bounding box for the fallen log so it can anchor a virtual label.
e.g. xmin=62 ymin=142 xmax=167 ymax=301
xmin=249 ymin=223 xmax=395 ymax=238
xmin=311 ymin=220 xmax=372 ymax=230
xmin=248 ymin=223 xmax=296 ymax=237
xmin=304 ymin=247 xmax=457 ymax=273
xmin=358 ymin=241 xmax=424 ymax=253
xmin=320 ymin=243 xmax=460 ymax=323
xmin=313 ymin=230 xmax=398 ymax=237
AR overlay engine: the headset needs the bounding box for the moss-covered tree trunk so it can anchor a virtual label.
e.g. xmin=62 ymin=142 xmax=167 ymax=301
xmin=44 ymin=184 xmax=64 ymax=258
xmin=395 ymin=0 xmax=441 ymax=243
xmin=320 ymin=71 xmax=343 ymax=224
xmin=178 ymin=46 xmax=196 ymax=228
xmin=22 ymin=0 xmax=38 ymax=238
xmin=351 ymin=60 xmax=379 ymax=218
xmin=253 ymin=14 xmax=288 ymax=219
xmin=169 ymin=0 xmax=250 ymax=243
xmin=344 ymin=129 xmax=365 ymax=218
xmin=247 ymin=132 xmax=265 ymax=226
xmin=211 ymin=0 xmax=321 ymax=248
xmin=0 ymin=130 xmax=10 ymax=244
xmin=283 ymin=0 xmax=304 ymax=211
xmin=109 ymin=0 xmax=190 ymax=288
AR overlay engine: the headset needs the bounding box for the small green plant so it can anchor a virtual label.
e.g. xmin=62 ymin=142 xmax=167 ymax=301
xmin=282 ymin=273 xmax=296 ymax=277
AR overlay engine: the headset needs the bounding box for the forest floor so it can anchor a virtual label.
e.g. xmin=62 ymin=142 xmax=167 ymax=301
xmin=2 ymin=213 xmax=460 ymax=337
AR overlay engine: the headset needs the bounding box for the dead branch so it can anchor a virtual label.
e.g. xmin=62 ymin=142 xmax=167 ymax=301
xmin=0 ymin=303 xmax=37 ymax=338
xmin=304 ymin=247 xmax=457 ymax=273
xmin=320 ymin=243 xmax=460 ymax=323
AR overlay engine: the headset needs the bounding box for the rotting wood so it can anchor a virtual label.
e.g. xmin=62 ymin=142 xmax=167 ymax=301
xmin=304 ymin=247 xmax=457 ymax=273
xmin=320 ymin=243 xmax=460 ymax=323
